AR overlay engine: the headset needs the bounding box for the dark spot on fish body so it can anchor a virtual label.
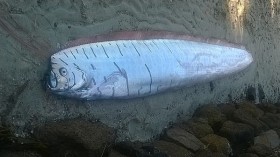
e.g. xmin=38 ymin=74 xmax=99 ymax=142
xmin=70 ymin=50 xmax=76 ymax=59
xmin=63 ymin=52 xmax=69 ymax=58
xmin=157 ymin=85 xmax=162 ymax=92
xmin=73 ymin=63 xmax=81 ymax=70
xmin=116 ymin=43 xmax=123 ymax=56
xmin=82 ymin=72 xmax=86 ymax=82
xmin=112 ymin=87 xmax=115 ymax=97
xmin=97 ymin=87 xmax=102 ymax=95
xmin=144 ymin=42 xmax=152 ymax=53
xmin=72 ymin=72 xmax=76 ymax=87
xmin=82 ymin=48 xmax=89 ymax=59
xmin=92 ymin=78 xmax=96 ymax=85
xmin=90 ymin=64 xmax=96 ymax=71
xmin=113 ymin=62 xmax=122 ymax=73
xmin=152 ymin=41 xmax=160 ymax=49
xmin=75 ymin=49 xmax=79 ymax=54
xmin=90 ymin=46 xmax=97 ymax=57
xmin=145 ymin=64 xmax=152 ymax=93
xmin=132 ymin=43 xmax=141 ymax=56
xmin=138 ymin=86 xmax=143 ymax=96
xmin=59 ymin=58 xmax=68 ymax=65
xmin=163 ymin=41 xmax=173 ymax=53
xmin=101 ymin=45 xmax=109 ymax=58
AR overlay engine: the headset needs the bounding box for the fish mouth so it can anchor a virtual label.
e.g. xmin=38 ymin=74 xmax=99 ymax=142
xmin=48 ymin=70 xmax=58 ymax=89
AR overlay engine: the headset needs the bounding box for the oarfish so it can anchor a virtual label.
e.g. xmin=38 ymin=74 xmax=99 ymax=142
xmin=47 ymin=31 xmax=253 ymax=100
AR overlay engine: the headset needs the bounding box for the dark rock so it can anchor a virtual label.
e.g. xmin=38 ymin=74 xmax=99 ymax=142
xmin=165 ymin=127 xmax=204 ymax=151
xmin=258 ymin=103 xmax=280 ymax=114
xmin=0 ymin=151 xmax=42 ymax=157
xmin=179 ymin=118 xmax=214 ymax=138
xmin=272 ymin=145 xmax=280 ymax=157
xmin=232 ymin=108 xmax=269 ymax=134
xmin=193 ymin=105 xmax=227 ymax=132
xmin=259 ymin=113 xmax=280 ymax=129
xmin=108 ymin=150 xmax=129 ymax=157
xmin=237 ymin=102 xmax=264 ymax=118
xmin=34 ymin=118 xmax=116 ymax=157
xmin=218 ymin=103 xmax=237 ymax=120
xmin=238 ymin=153 xmax=259 ymax=157
xmin=154 ymin=140 xmax=193 ymax=157
xmin=219 ymin=120 xmax=254 ymax=144
xmin=114 ymin=141 xmax=168 ymax=157
xmin=254 ymin=130 xmax=280 ymax=149
xmin=0 ymin=127 xmax=46 ymax=155
xmin=200 ymin=134 xmax=232 ymax=156
xmin=247 ymin=144 xmax=272 ymax=157
xmin=195 ymin=149 xmax=227 ymax=157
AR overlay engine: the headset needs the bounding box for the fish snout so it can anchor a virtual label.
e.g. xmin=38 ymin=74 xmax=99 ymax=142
xmin=48 ymin=70 xmax=57 ymax=89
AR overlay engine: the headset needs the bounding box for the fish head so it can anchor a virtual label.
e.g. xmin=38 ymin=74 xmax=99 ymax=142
xmin=48 ymin=56 xmax=88 ymax=93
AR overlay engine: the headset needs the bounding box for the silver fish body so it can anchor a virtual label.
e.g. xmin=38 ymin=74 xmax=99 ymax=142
xmin=48 ymin=33 xmax=253 ymax=100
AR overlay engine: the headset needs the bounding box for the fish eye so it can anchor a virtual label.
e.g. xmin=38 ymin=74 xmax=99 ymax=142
xmin=59 ymin=67 xmax=68 ymax=76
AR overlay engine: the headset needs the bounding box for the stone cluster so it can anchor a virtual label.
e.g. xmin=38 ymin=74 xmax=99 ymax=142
xmin=0 ymin=101 xmax=280 ymax=157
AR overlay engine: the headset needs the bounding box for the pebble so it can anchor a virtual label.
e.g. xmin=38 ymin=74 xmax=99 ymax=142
xmin=166 ymin=127 xmax=205 ymax=151
xmin=254 ymin=129 xmax=280 ymax=149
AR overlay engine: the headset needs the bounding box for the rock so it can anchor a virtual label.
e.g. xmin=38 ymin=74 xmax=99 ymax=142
xmin=0 ymin=151 xmax=42 ymax=157
xmin=200 ymin=134 xmax=232 ymax=156
xmin=154 ymin=140 xmax=193 ymax=157
xmin=272 ymin=145 xmax=280 ymax=157
xmin=237 ymin=102 xmax=264 ymax=118
xmin=195 ymin=149 xmax=227 ymax=157
xmin=219 ymin=120 xmax=254 ymax=144
xmin=247 ymin=144 xmax=272 ymax=157
xmin=257 ymin=103 xmax=280 ymax=114
xmin=114 ymin=141 xmax=168 ymax=157
xmin=193 ymin=105 xmax=227 ymax=132
xmin=0 ymin=126 xmax=46 ymax=156
xmin=165 ymin=127 xmax=204 ymax=151
xmin=180 ymin=118 xmax=214 ymax=138
xmin=34 ymin=119 xmax=116 ymax=157
xmin=233 ymin=108 xmax=269 ymax=134
xmin=108 ymin=150 xmax=129 ymax=157
xmin=259 ymin=113 xmax=280 ymax=129
xmin=218 ymin=103 xmax=237 ymax=120
xmin=238 ymin=153 xmax=259 ymax=157
xmin=254 ymin=129 xmax=280 ymax=149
